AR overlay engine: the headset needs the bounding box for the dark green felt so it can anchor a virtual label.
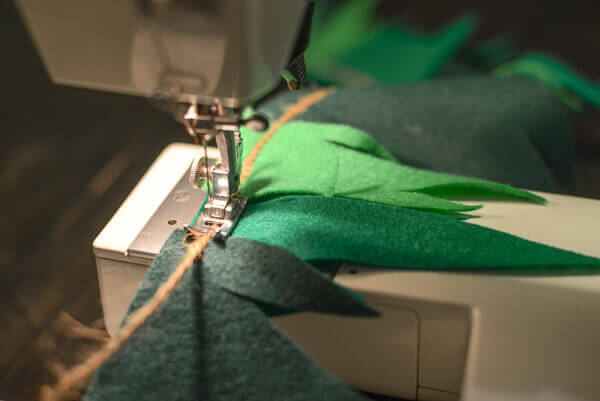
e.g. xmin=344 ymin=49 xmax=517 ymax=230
xmin=258 ymin=77 xmax=575 ymax=192
xmin=240 ymin=121 xmax=544 ymax=214
xmin=232 ymin=195 xmax=600 ymax=272
xmin=84 ymin=232 xmax=373 ymax=401
xmin=201 ymin=236 xmax=376 ymax=317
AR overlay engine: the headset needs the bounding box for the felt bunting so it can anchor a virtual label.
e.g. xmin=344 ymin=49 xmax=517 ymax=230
xmin=85 ymin=195 xmax=600 ymax=401
xmin=84 ymin=231 xmax=373 ymax=401
xmin=306 ymin=0 xmax=477 ymax=86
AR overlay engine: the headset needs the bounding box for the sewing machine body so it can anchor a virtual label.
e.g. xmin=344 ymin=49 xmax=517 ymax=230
xmin=94 ymin=143 xmax=600 ymax=401
xmin=16 ymin=0 xmax=312 ymax=237
xmin=15 ymin=0 xmax=309 ymax=106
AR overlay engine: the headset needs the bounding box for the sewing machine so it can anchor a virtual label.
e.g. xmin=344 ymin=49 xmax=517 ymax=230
xmin=16 ymin=1 xmax=600 ymax=400
xmin=90 ymin=143 xmax=600 ymax=401
xmin=16 ymin=0 xmax=312 ymax=237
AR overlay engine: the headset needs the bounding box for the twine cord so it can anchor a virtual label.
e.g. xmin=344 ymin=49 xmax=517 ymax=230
xmin=47 ymin=87 xmax=335 ymax=401
xmin=240 ymin=87 xmax=336 ymax=183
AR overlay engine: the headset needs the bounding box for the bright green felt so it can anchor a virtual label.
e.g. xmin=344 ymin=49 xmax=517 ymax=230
xmin=85 ymin=233 xmax=373 ymax=401
xmin=233 ymin=195 xmax=600 ymax=272
xmin=305 ymin=0 xmax=476 ymax=86
xmin=339 ymin=16 xmax=477 ymax=85
xmin=86 ymin=196 xmax=600 ymax=401
xmin=306 ymin=0 xmax=379 ymax=69
xmin=240 ymin=121 xmax=544 ymax=214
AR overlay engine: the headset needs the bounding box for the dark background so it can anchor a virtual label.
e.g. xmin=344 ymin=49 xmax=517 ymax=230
xmin=1 ymin=1 xmax=600 ymax=400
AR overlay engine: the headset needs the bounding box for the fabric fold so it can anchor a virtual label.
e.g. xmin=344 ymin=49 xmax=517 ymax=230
xmin=201 ymin=236 xmax=377 ymax=317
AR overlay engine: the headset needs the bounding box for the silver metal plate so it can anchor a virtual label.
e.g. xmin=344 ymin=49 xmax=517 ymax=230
xmin=127 ymin=167 xmax=211 ymax=261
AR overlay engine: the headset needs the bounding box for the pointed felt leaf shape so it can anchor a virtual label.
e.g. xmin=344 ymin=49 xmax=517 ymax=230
xmin=306 ymin=0 xmax=380 ymax=70
xmin=85 ymin=231 xmax=372 ymax=401
xmin=232 ymin=195 xmax=600 ymax=272
xmin=339 ymin=15 xmax=478 ymax=84
xmin=305 ymin=0 xmax=476 ymax=86
xmin=240 ymin=121 xmax=544 ymax=214
xmin=202 ymin=236 xmax=377 ymax=317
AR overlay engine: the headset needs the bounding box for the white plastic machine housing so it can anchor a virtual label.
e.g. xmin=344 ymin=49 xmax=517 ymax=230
xmin=93 ymin=143 xmax=600 ymax=401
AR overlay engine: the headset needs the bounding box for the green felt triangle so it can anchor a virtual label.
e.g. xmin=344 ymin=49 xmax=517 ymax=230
xmin=339 ymin=15 xmax=478 ymax=84
xmin=202 ymin=236 xmax=376 ymax=317
xmin=305 ymin=0 xmax=476 ymax=86
xmin=85 ymin=231 xmax=372 ymax=401
xmin=240 ymin=121 xmax=544 ymax=214
xmin=306 ymin=0 xmax=379 ymax=71
xmin=233 ymin=195 xmax=600 ymax=272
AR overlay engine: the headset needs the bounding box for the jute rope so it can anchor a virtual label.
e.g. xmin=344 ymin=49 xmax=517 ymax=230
xmin=240 ymin=87 xmax=336 ymax=182
xmin=45 ymin=87 xmax=335 ymax=401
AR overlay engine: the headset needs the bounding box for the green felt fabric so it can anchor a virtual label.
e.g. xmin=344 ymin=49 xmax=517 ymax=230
xmin=85 ymin=232 xmax=373 ymax=401
xmin=200 ymin=236 xmax=376 ymax=317
xmin=232 ymin=195 xmax=600 ymax=272
xmin=258 ymin=77 xmax=575 ymax=192
xmin=495 ymin=52 xmax=600 ymax=110
xmin=307 ymin=0 xmax=600 ymax=113
xmin=86 ymin=195 xmax=600 ymax=401
xmin=338 ymin=16 xmax=477 ymax=85
xmin=305 ymin=0 xmax=476 ymax=86
xmin=240 ymin=121 xmax=544 ymax=214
